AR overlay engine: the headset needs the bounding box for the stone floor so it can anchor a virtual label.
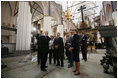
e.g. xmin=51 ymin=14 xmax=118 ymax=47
xmin=1 ymin=49 xmax=114 ymax=78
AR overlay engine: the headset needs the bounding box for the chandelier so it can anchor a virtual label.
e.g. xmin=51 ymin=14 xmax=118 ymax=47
xmin=63 ymin=9 xmax=73 ymax=21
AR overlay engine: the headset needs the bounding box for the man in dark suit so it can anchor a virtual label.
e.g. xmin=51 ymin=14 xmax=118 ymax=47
xmin=65 ymin=32 xmax=73 ymax=68
xmin=44 ymin=31 xmax=51 ymax=68
xmin=37 ymin=31 xmax=50 ymax=71
xmin=36 ymin=31 xmax=42 ymax=65
xmin=80 ymin=32 xmax=88 ymax=61
xmin=53 ymin=32 xmax=64 ymax=67
xmin=65 ymin=32 xmax=70 ymax=60
xmin=36 ymin=33 xmax=40 ymax=64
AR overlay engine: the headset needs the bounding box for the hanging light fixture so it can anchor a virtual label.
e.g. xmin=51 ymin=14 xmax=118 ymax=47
xmin=63 ymin=1 xmax=73 ymax=21
xmin=65 ymin=9 xmax=72 ymax=20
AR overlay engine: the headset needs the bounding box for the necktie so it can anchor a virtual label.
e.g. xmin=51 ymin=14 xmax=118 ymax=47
xmin=45 ymin=36 xmax=47 ymax=39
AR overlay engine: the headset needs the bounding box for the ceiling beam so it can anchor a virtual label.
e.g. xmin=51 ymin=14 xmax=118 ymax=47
xmin=8 ymin=1 xmax=12 ymax=16
xmin=32 ymin=18 xmax=43 ymax=23
xmin=68 ymin=1 xmax=86 ymax=8
xmin=33 ymin=1 xmax=44 ymax=14
xmin=30 ymin=5 xmax=43 ymax=15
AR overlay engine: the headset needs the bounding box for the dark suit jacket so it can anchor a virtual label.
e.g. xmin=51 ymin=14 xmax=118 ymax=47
xmin=38 ymin=35 xmax=50 ymax=55
xmin=80 ymin=35 xmax=87 ymax=46
xmin=71 ymin=34 xmax=80 ymax=52
xmin=65 ymin=36 xmax=73 ymax=49
xmin=53 ymin=37 xmax=64 ymax=58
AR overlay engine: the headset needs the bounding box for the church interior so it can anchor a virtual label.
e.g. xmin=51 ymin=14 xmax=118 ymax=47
xmin=1 ymin=1 xmax=117 ymax=78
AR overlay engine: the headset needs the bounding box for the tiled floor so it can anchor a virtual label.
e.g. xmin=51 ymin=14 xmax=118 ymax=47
xmin=1 ymin=49 xmax=114 ymax=78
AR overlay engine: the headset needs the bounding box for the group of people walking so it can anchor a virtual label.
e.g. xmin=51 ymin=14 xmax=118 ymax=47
xmin=36 ymin=29 xmax=87 ymax=75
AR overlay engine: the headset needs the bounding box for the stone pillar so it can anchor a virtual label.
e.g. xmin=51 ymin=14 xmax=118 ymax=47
xmin=43 ymin=16 xmax=52 ymax=36
xmin=65 ymin=20 xmax=71 ymax=32
xmin=40 ymin=19 xmax=43 ymax=30
xmin=57 ymin=24 xmax=64 ymax=38
xmin=16 ymin=2 xmax=32 ymax=50
xmin=112 ymin=11 xmax=117 ymax=26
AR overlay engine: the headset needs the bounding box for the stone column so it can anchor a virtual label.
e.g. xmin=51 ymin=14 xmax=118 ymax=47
xmin=57 ymin=24 xmax=64 ymax=38
xmin=43 ymin=16 xmax=52 ymax=36
xmin=16 ymin=2 xmax=32 ymax=50
xmin=112 ymin=11 xmax=117 ymax=26
xmin=65 ymin=20 xmax=71 ymax=32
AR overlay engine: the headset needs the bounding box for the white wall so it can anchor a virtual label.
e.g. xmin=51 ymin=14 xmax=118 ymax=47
xmin=1 ymin=2 xmax=17 ymax=43
xmin=112 ymin=11 xmax=117 ymax=26
xmin=1 ymin=2 xmax=17 ymax=27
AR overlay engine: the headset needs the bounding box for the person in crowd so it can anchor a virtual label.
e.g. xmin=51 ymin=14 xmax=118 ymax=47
xmin=80 ymin=32 xmax=88 ymax=62
xmin=43 ymin=31 xmax=51 ymax=69
xmin=65 ymin=32 xmax=73 ymax=68
xmin=49 ymin=35 xmax=56 ymax=64
xmin=32 ymin=36 xmax=37 ymax=52
xmin=65 ymin=32 xmax=70 ymax=60
xmin=53 ymin=32 xmax=64 ymax=67
xmin=37 ymin=31 xmax=50 ymax=71
xmin=36 ymin=30 xmax=42 ymax=65
xmin=1 ymin=40 xmax=3 ymax=48
xmin=69 ymin=29 xmax=80 ymax=75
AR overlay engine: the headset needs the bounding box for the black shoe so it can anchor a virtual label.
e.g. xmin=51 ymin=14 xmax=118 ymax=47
xmin=49 ymin=61 xmax=51 ymax=64
xmin=81 ymin=58 xmax=84 ymax=60
xmin=74 ymin=72 xmax=80 ymax=75
xmin=68 ymin=65 xmax=73 ymax=68
xmin=41 ymin=68 xmax=47 ymax=71
xmin=61 ymin=64 xmax=64 ymax=67
xmin=44 ymin=66 xmax=48 ymax=68
xmin=85 ymin=59 xmax=87 ymax=62
xmin=56 ymin=64 xmax=60 ymax=66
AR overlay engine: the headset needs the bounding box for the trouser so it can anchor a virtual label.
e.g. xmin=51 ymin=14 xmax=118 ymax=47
xmin=33 ymin=44 xmax=36 ymax=52
xmin=65 ymin=47 xmax=69 ymax=59
xmin=49 ymin=49 xmax=56 ymax=64
xmin=44 ymin=51 xmax=48 ymax=66
xmin=81 ymin=45 xmax=87 ymax=60
xmin=57 ymin=57 xmax=64 ymax=65
xmin=37 ymin=50 xmax=40 ymax=64
xmin=40 ymin=52 xmax=48 ymax=69
xmin=55 ymin=49 xmax=64 ymax=65
xmin=57 ymin=52 xmax=64 ymax=65
xmin=68 ymin=51 xmax=73 ymax=66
